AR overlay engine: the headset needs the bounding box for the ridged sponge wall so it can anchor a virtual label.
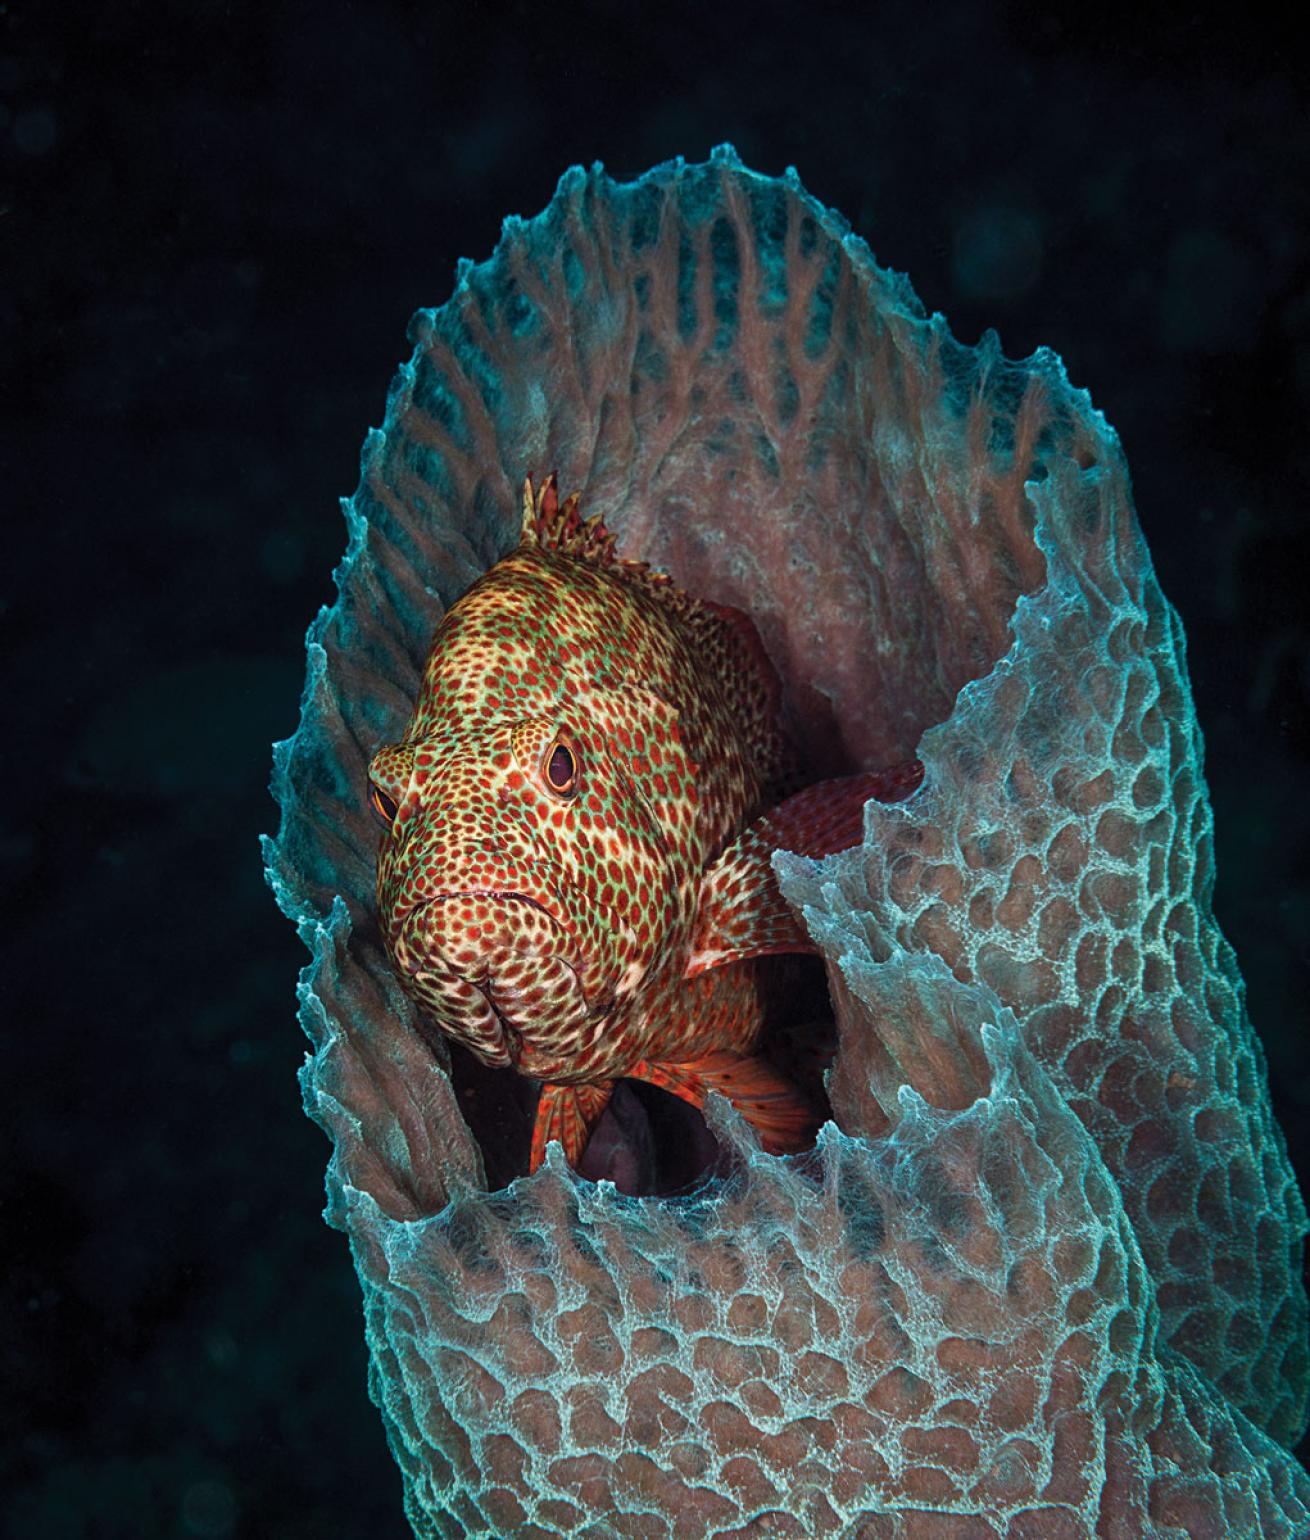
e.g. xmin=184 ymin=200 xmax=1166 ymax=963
xmin=774 ymin=441 xmax=1310 ymax=1446
xmin=264 ymin=148 xmax=1310 ymax=1535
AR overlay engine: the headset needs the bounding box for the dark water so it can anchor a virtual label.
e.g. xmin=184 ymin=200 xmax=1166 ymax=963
xmin=7 ymin=2 xmax=1309 ymax=1534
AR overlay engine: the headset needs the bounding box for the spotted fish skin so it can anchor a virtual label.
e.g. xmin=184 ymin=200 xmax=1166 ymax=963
xmin=370 ymin=475 xmax=914 ymax=1171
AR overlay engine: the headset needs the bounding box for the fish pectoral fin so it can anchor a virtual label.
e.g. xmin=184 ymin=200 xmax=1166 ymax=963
xmin=529 ymin=1080 xmax=615 ymax=1173
xmin=628 ymin=1052 xmax=817 ymax=1155
xmin=761 ymin=762 xmax=924 ymax=855
xmin=685 ymin=765 xmax=924 ymax=979
xmin=685 ymin=821 xmax=814 ymax=977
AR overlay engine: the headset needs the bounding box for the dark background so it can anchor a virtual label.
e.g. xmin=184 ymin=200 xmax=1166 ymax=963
xmin=6 ymin=2 xmax=1309 ymax=1535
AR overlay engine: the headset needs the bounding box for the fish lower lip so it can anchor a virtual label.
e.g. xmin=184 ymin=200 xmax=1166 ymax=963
xmin=477 ymin=985 xmax=523 ymax=1056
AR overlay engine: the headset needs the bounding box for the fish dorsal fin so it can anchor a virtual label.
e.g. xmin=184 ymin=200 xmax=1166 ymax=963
xmin=520 ymin=473 xmax=673 ymax=594
xmin=677 ymin=596 xmax=786 ymax=775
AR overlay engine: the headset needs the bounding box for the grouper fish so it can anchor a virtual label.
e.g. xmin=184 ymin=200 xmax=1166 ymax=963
xmin=368 ymin=474 xmax=921 ymax=1174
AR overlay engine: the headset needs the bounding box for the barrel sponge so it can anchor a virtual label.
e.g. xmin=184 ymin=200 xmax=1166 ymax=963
xmin=263 ymin=147 xmax=1310 ymax=1534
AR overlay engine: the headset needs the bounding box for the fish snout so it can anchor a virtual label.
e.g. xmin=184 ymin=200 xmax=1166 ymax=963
xmin=396 ymin=892 xmax=596 ymax=1072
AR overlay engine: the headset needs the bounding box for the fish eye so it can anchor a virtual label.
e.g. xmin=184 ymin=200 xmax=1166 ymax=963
xmin=369 ymin=784 xmax=400 ymax=827
xmin=543 ymin=738 xmax=579 ymax=796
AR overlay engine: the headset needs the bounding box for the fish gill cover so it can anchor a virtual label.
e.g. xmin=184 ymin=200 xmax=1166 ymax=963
xmin=262 ymin=147 xmax=1310 ymax=1536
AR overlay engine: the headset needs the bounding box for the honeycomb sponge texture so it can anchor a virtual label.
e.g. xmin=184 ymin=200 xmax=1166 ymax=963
xmin=351 ymin=964 xmax=1310 ymax=1537
xmin=263 ymin=148 xmax=1309 ymax=1534
xmin=774 ymin=439 xmax=1309 ymax=1446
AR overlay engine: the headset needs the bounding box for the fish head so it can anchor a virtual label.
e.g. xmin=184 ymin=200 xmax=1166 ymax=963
xmin=368 ymin=670 xmax=695 ymax=1079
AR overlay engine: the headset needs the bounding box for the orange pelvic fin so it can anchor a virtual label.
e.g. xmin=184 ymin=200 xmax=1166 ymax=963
xmin=530 ymin=1080 xmax=615 ymax=1173
xmin=628 ymin=1050 xmax=817 ymax=1155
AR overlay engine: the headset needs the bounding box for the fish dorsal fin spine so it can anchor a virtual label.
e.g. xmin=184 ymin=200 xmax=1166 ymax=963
xmin=520 ymin=473 xmax=673 ymax=595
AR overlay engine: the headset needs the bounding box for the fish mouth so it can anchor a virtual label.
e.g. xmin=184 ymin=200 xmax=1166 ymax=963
xmin=430 ymin=889 xmax=555 ymax=919
xmin=426 ymin=887 xmax=569 ymax=940
xmin=396 ymin=889 xmax=604 ymax=1071
xmin=473 ymin=953 xmax=607 ymax=1071
xmin=476 ymin=982 xmax=524 ymax=1058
